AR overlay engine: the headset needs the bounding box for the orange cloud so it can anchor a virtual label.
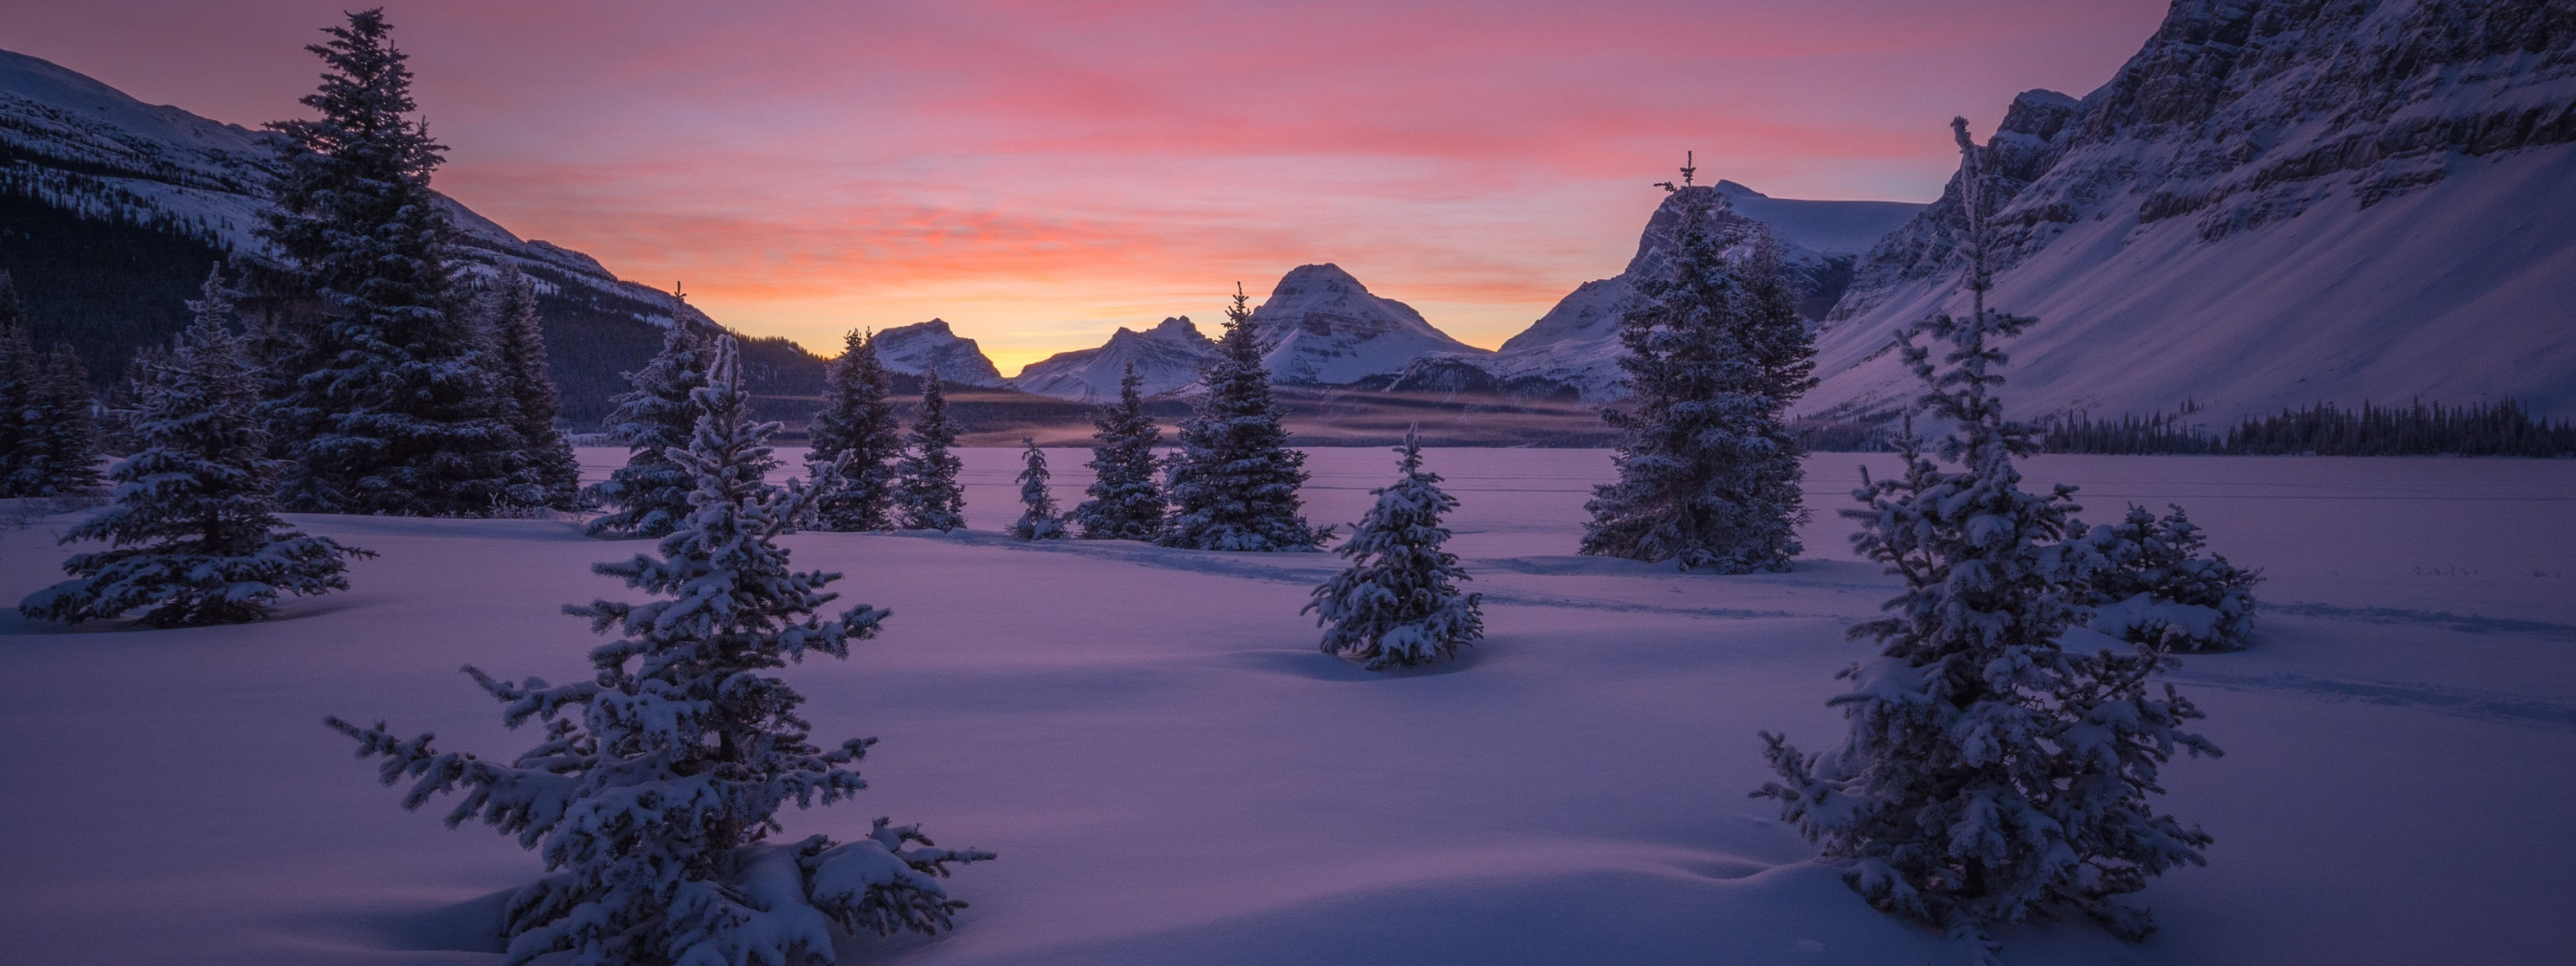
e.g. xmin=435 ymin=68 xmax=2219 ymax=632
xmin=10 ymin=0 xmax=2173 ymax=369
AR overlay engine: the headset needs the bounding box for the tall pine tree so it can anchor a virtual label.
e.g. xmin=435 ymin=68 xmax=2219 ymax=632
xmin=893 ymin=371 xmax=965 ymax=532
xmin=479 ymin=266 xmax=583 ymax=510
xmin=254 ymin=8 xmax=518 ymax=516
xmin=21 ymin=266 xmax=371 ymax=626
xmin=1755 ymin=120 xmax=2219 ymax=947
xmin=806 ymin=328 xmax=904 ymax=531
xmin=1582 ymin=171 xmax=1815 ymax=573
xmin=1159 ymin=287 xmax=1323 ymax=551
xmin=1009 ymin=437 xmax=1068 ymax=540
xmin=1305 ymin=428 xmax=1482 ymax=670
xmin=1073 ymin=362 xmax=1165 ymax=540
xmin=329 ymin=336 xmax=989 ymax=965
xmin=586 ymin=297 xmax=713 ymax=539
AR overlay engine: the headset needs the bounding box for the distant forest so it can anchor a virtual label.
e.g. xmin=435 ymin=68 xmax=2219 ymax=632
xmin=2039 ymin=399 xmax=2576 ymax=457
xmin=0 ymin=192 xmax=825 ymax=426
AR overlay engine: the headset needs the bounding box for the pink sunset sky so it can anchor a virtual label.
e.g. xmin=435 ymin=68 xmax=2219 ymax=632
xmin=11 ymin=0 xmax=2168 ymax=373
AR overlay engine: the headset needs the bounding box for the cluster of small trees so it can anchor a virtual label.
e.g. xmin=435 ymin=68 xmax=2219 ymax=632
xmin=330 ymin=336 xmax=990 ymax=964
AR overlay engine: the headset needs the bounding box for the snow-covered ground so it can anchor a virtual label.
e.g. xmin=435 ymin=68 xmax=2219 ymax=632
xmin=2 ymin=448 xmax=2570 ymax=965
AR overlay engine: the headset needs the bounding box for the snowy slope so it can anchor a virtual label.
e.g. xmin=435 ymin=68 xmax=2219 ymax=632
xmin=1808 ymin=0 xmax=2576 ymax=423
xmin=1010 ymin=316 xmax=1216 ymax=402
xmin=0 ymin=47 xmax=716 ymax=335
xmin=2 ymin=450 xmax=2572 ymax=964
xmin=1711 ymin=180 xmax=1922 ymax=257
xmin=1416 ymin=184 xmax=1923 ymax=402
xmin=869 ymin=319 xmax=1007 ymax=387
xmin=1246 ymin=264 xmax=1490 ymax=386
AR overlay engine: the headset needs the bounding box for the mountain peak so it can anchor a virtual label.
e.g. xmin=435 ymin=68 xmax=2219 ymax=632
xmin=1246 ymin=263 xmax=1485 ymax=386
xmin=871 ymin=319 xmax=1004 ymax=386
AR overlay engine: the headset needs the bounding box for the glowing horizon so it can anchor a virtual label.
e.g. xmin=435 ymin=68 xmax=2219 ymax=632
xmin=10 ymin=0 xmax=2169 ymax=375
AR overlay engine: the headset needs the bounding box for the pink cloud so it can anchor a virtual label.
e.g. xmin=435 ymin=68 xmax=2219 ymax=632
xmin=8 ymin=0 xmax=2171 ymax=365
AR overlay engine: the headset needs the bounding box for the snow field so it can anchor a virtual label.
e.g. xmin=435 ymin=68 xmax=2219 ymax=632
xmin=3 ymin=448 xmax=2573 ymax=964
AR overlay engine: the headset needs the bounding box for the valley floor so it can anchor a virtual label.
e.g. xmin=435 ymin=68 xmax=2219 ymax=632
xmin=2 ymin=449 xmax=2571 ymax=965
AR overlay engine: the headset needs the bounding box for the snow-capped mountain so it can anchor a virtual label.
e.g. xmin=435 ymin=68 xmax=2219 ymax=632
xmin=1010 ymin=316 xmax=1216 ymax=402
xmin=0 ymin=47 xmax=823 ymax=420
xmin=1247 ymin=264 xmax=1490 ymax=386
xmin=869 ymin=319 xmax=1006 ymax=387
xmin=0 ymin=47 xmax=675 ymax=308
xmin=1805 ymin=0 xmax=2576 ymax=423
xmin=1391 ymin=184 xmax=1926 ymax=401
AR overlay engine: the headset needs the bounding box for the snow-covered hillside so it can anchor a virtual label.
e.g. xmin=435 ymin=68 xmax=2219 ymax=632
xmin=1807 ymin=0 xmax=2576 ymax=423
xmin=0 ymin=47 xmax=824 ymax=422
xmin=872 ymin=319 xmax=1008 ymax=387
xmin=1011 ymin=316 xmax=1216 ymax=402
xmin=1397 ymin=184 xmax=1924 ymax=402
xmin=1246 ymin=264 xmax=1490 ymax=386
xmin=0 ymin=48 xmax=683 ymax=312
xmin=2 ymin=449 xmax=2570 ymax=964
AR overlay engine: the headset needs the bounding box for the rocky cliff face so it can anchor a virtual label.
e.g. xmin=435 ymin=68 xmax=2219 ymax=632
xmin=1010 ymin=316 xmax=1216 ymax=402
xmin=1244 ymin=263 xmax=1490 ymax=386
xmin=1813 ymin=0 xmax=2576 ymax=420
xmin=869 ymin=319 xmax=1006 ymax=387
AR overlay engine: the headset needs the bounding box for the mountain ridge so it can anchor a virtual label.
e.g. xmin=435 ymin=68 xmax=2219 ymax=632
xmin=1806 ymin=0 xmax=2576 ymax=422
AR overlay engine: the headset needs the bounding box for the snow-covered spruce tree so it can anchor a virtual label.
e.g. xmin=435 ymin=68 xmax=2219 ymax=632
xmin=480 ymin=266 xmax=584 ymax=510
xmin=1581 ymin=175 xmax=1814 ymax=572
xmin=20 ymin=266 xmax=371 ymax=627
xmin=1755 ymin=120 xmax=2219 ymax=946
xmin=327 ymin=336 xmax=991 ymax=966
xmin=1073 ymin=362 xmax=1165 ymax=540
xmin=1158 ymin=287 xmax=1324 ymax=551
xmin=893 ymin=370 xmax=964 ymax=532
xmin=806 ymin=329 xmax=904 ymax=531
xmin=1009 ymin=437 xmax=1067 ymax=540
xmin=1305 ymin=428 xmax=1482 ymax=670
xmin=585 ymin=300 xmax=713 ymax=539
xmin=2074 ymin=504 xmax=2260 ymax=653
xmin=254 ymin=9 xmax=519 ymax=516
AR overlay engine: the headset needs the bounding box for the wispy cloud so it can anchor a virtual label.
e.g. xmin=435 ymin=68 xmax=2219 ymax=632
xmin=12 ymin=0 xmax=2168 ymax=369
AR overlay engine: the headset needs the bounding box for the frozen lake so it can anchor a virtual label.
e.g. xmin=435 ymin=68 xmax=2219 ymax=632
xmin=3 ymin=448 xmax=2571 ymax=964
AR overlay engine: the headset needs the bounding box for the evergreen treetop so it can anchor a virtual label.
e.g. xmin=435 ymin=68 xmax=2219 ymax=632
xmin=586 ymin=296 xmax=714 ymax=538
xmin=1159 ymin=287 xmax=1323 ymax=552
xmin=1755 ymin=120 xmax=2219 ymax=945
xmin=1074 ymin=362 xmax=1165 ymax=541
xmin=255 ymin=8 xmax=518 ymax=516
xmin=480 ymin=266 xmax=582 ymax=510
xmin=894 ymin=370 xmax=964 ymax=532
xmin=807 ymin=328 xmax=904 ymax=531
xmin=328 ymin=336 xmax=989 ymax=965
xmin=1009 ymin=437 xmax=1068 ymax=540
xmin=1581 ymin=174 xmax=1815 ymax=573
xmin=1306 ymin=427 xmax=1482 ymax=669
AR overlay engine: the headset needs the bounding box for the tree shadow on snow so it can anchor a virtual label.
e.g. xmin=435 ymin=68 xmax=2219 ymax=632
xmin=333 ymin=888 xmax=510 ymax=954
xmin=1220 ymin=644 xmax=1491 ymax=681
